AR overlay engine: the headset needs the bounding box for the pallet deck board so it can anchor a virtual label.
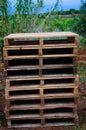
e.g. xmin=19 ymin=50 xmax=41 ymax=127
xmin=7 ymin=84 xmax=76 ymax=91
xmin=9 ymin=103 xmax=77 ymax=110
xmin=6 ymin=75 xmax=76 ymax=81
xmin=7 ymin=64 xmax=74 ymax=70
xmin=7 ymin=93 xmax=77 ymax=101
xmin=3 ymin=44 xmax=77 ymax=49
xmin=4 ymin=54 xmax=76 ymax=60
xmin=8 ymin=114 xmax=40 ymax=119
xmin=44 ymin=113 xmax=75 ymax=118
xmin=11 ymin=123 xmax=75 ymax=128
xmin=4 ymin=32 xmax=78 ymax=39
xmin=8 ymin=113 xmax=75 ymax=120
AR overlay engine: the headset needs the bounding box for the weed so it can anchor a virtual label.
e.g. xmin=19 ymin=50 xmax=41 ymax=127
xmin=73 ymin=126 xmax=79 ymax=130
xmin=79 ymin=116 xmax=85 ymax=123
xmin=63 ymin=124 xmax=68 ymax=130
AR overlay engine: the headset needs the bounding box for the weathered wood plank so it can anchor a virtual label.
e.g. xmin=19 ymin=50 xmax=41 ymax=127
xmin=8 ymin=95 xmax=40 ymax=100
xmin=8 ymin=114 xmax=40 ymax=119
xmin=44 ymin=113 xmax=75 ymax=118
xmin=8 ymin=103 xmax=77 ymax=111
xmin=7 ymin=84 xmax=76 ymax=91
xmin=4 ymin=32 xmax=78 ymax=40
xmin=6 ymin=64 xmax=74 ymax=70
xmin=3 ymin=45 xmax=77 ymax=50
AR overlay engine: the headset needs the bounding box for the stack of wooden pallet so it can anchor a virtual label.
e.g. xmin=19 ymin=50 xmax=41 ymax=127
xmin=4 ymin=32 xmax=79 ymax=128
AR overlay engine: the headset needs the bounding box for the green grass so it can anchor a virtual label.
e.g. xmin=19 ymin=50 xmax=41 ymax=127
xmin=35 ymin=17 xmax=75 ymax=32
xmin=78 ymin=63 xmax=86 ymax=84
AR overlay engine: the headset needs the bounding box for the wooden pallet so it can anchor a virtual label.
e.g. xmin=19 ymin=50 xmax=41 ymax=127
xmin=4 ymin=32 xmax=79 ymax=128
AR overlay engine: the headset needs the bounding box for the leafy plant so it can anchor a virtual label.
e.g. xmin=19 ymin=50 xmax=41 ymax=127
xmin=79 ymin=116 xmax=85 ymax=123
xmin=73 ymin=126 xmax=79 ymax=130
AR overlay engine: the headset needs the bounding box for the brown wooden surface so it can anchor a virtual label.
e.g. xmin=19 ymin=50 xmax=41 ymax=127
xmin=4 ymin=32 xmax=78 ymax=39
xmin=4 ymin=32 xmax=79 ymax=128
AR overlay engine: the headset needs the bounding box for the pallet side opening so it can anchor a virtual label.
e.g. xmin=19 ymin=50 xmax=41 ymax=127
xmin=9 ymin=89 xmax=39 ymax=96
xmin=44 ymin=37 xmax=75 ymax=45
xmin=44 ymin=78 xmax=75 ymax=85
xmin=11 ymin=119 xmax=41 ymax=125
xmin=43 ymin=48 xmax=73 ymax=55
xmin=9 ymin=109 xmax=40 ymax=115
xmin=42 ymin=68 xmax=74 ymax=75
xmin=8 ymin=59 xmax=39 ymax=67
xmin=44 ymin=108 xmax=73 ymax=114
xmin=43 ymin=57 xmax=73 ymax=65
xmin=10 ymin=99 xmax=40 ymax=106
xmin=45 ymin=98 xmax=74 ymax=104
xmin=7 ymin=69 xmax=39 ymax=76
xmin=45 ymin=118 xmax=74 ymax=123
xmin=10 ymin=80 xmax=40 ymax=86
xmin=8 ymin=39 xmax=39 ymax=46
xmin=8 ymin=49 xmax=38 ymax=56
xmin=44 ymin=88 xmax=74 ymax=94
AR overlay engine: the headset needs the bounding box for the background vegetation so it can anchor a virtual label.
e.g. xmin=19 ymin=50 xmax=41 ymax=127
xmin=0 ymin=0 xmax=86 ymax=49
xmin=0 ymin=0 xmax=86 ymax=46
